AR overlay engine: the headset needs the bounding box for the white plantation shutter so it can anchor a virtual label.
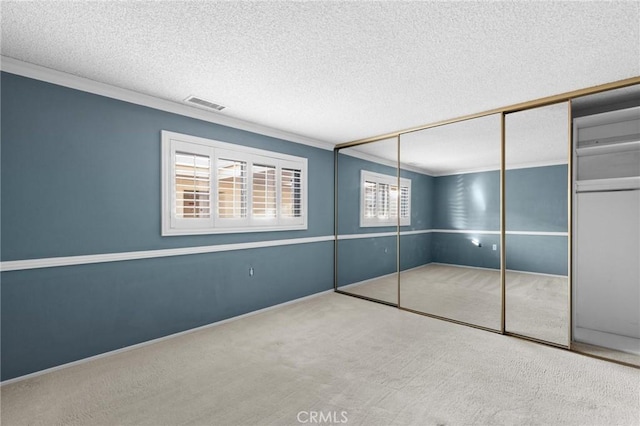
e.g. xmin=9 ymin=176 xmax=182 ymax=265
xmin=364 ymin=181 xmax=377 ymax=219
xmin=252 ymin=164 xmax=277 ymax=219
xmin=281 ymin=167 xmax=302 ymax=219
xmin=175 ymin=152 xmax=211 ymax=219
xmin=162 ymin=131 xmax=307 ymax=235
xmin=360 ymin=170 xmax=411 ymax=227
xmin=378 ymin=183 xmax=390 ymax=219
xmin=390 ymin=185 xmax=399 ymax=219
xmin=217 ymin=158 xmax=247 ymax=219
xmin=400 ymin=185 xmax=410 ymax=220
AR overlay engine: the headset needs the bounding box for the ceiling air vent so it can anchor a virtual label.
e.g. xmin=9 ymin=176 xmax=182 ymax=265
xmin=184 ymin=95 xmax=226 ymax=111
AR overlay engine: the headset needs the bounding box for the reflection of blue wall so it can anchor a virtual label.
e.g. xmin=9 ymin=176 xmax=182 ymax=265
xmin=337 ymin=237 xmax=397 ymax=286
xmin=1 ymin=72 xmax=334 ymax=381
xmin=432 ymin=166 xmax=568 ymax=232
xmin=432 ymin=232 xmax=500 ymax=269
xmin=506 ymin=235 xmax=568 ymax=276
xmin=432 ymin=232 xmax=568 ymax=275
xmin=433 ymin=171 xmax=500 ymax=230
xmin=337 ymin=154 xmax=568 ymax=285
xmin=505 ymin=165 xmax=568 ymax=275
xmin=400 ymin=233 xmax=433 ymax=271
xmin=506 ymin=165 xmax=568 ymax=232
xmin=432 ymin=165 xmax=568 ymax=274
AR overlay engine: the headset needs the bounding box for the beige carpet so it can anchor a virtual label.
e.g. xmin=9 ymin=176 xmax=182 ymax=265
xmin=2 ymin=293 xmax=639 ymax=425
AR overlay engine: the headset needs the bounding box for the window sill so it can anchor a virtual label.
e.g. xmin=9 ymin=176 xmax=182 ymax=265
xmin=162 ymin=224 xmax=308 ymax=236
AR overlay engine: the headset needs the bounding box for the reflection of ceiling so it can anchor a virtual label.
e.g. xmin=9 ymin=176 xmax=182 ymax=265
xmin=400 ymin=114 xmax=502 ymax=175
xmin=342 ymin=105 xmax=569 ymax=176
xmin=505 ymin=103 xmax=569 ymax=170
xmin=1 ymin=2 xmax=638 ymax=145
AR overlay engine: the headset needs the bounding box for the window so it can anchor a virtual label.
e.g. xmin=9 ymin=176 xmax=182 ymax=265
xmin=360 ymin=170 xmax=411 ymax=227
xmin=162 ymin=131 xmax=307 ymax=235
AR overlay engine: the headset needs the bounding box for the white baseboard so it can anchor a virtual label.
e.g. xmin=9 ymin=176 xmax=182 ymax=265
xmin=574 ymin=326 xmax=640 ymax=356
xmin=432 ymin=262 xmax=567 ymax=278
xmin=0 ymin=288 xmax=334 ymax=386
xmin=430 ymin=262 xmax=499 ymax=272
xmin=337 ymin=271 xmax=398 ymax=290
xmin=339 ymin=263 xmax=566 ymax=293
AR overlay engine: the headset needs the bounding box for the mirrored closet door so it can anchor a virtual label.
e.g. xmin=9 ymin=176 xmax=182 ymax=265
xmin=571 ymin=84 xmax=640 ymax=366
xmin=336 ymin=138 xmax=399 ymax=305
xmin=399 ymin=115 xmax=502 ymax=330
xmin=504 ymin=102 xmax=570 ymax=346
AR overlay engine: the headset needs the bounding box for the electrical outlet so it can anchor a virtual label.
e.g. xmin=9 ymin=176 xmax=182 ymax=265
xmin=249 ymin=267 xmax=254 ymax=277
xmin=492 ymin=244 xmax=497 ymax=251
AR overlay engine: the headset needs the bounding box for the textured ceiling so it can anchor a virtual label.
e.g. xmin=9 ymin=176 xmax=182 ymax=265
xmin=1 ymin=1 xmax=639 ymax=145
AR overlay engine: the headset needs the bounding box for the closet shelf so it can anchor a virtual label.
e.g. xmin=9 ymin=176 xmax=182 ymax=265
xmin=576 ymin=140 xmax=640 ymax=157
xmin=576 ymin=176 xmax=640 ymax=192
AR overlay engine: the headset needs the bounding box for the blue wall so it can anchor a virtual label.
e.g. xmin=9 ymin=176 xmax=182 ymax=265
xmin=1 ymin=243 xmax=333 ymax=380
xmin=0 ymin=72 xmax=334 ymax=380
xmin=1 ymin=73 xmax=333 ymax=261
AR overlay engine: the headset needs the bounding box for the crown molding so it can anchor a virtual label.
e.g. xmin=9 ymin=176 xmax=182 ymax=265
xmin=432 ymin=160 xmax=569 ymax=177
xmin=0 ymin=56 xmax=334 ymax=151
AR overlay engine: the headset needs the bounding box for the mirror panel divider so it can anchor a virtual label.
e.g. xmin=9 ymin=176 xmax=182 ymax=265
xmin=333 ymin=141 xmax=338 ymax=292
xmin=500 ymin=112 xmax=506 ymax=334
xmin=567 ymin=100 xmax=574 ymax=348
xmin=396 ymin=135 xmax=401 ymax=307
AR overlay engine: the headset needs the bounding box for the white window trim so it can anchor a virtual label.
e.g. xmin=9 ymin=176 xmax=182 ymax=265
xmin=360 ymin=170 xmax=411 ymax=228
xmin=162 ymin=131 xmax=308 ymax=236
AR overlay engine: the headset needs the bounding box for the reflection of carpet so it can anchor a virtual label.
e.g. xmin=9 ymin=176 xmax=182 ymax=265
xmin=2 ymin=293 xmax=638 ymax=425
xmin=340 ymin=263 xmax=568 ymax=345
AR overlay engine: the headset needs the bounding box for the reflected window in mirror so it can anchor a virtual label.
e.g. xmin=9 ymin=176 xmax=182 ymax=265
xmin=360 ymin=170 xmax=411 ymax=227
